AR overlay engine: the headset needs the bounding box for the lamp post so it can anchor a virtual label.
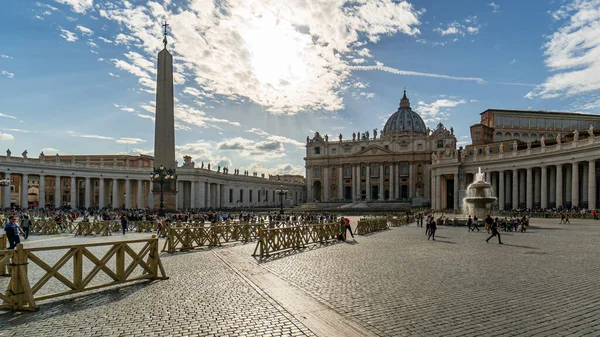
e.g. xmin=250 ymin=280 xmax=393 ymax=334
xmin=275 ymin=187 xmax=288 ymax=215
xmin=151 ymin=165 xmax=176 ymax=216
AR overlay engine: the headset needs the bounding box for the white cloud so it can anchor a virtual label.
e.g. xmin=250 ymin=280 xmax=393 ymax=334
xmin=113 ymin=33 xmax=137 ymax=46
xmin=87 ymin=41 xmax=98 ymax=48
xmin=40 ymin=147 xmax=59 ymax=153
xmin=435 ymin=19 xmax=480 ymax=38
xmin=136 ymin=113 xmax=155 ymax=122
xmin=0 ymin=133 xmax=14 ymax=141
xmin=75 ymin=25 xmax=94 ymax=36
xmin=247 ymin=128 xmax=305 ymax=148
xmin=0 ymin=128 xmax=30 ymax=133
xmin=510 ymin=59 xmax=516 ymax=65
xmin=98 ymin=36 xmax=113 ymax=44
xmin=489 ymin=2 xmax=500 ymax=13
xmin=97 ymin=0 xmax=423 ymax=114
xmin=58 ymin=27 xmax=78 ymax=42
xmin=1 ymin=70 xmax=14 ymax=79
xmin=0 ymin=55 xmax=12 ymax=59
xmin=113 ymin=104 xmax=135 ymax=112
xmin=54 ymin=0 xmax=93 ymax=14
xmin=0 ymin=113 xmax=17 ymax=119
xmin=108 ymin=72 xmax=120 ymax=77
xmin=527 ymin=0 xmax=600 ymax=99
xmin=115 ymin=137 xmax=146 ymax=144
xmin=417 ymin=98 xmax=466 ymax=126
xmin=350 ymin=65 xmax=485 ymax=84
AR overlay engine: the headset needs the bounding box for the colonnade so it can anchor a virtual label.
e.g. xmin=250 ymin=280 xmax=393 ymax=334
xmin=307 ymin=162 xmax=430 ymax=202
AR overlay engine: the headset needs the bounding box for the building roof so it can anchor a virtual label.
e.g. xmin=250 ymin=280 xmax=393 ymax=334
xmin=481 ymin=109 xmax=600 ymax=118
xmin=382 ymin=91 xmax=427 ymax=134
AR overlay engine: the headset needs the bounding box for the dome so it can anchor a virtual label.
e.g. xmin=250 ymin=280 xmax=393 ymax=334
xmin=382 ymin=91 xmax=427 ymax=135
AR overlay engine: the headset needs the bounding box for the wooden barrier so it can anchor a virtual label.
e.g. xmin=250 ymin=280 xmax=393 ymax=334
xmin=252 ymin=223 xmax=339 ymax=257
xmin=0 ymin=236 xmax=168 ymax=311
xmin=0 ymin=233 xmax=8 ymax=276
xmin=75 ymin=221 xmax=113 ymax=236
xmin=162 ymin=223 xmax=262 ymax=253
xmin=355 ymin=218 xmax=389 ymax=235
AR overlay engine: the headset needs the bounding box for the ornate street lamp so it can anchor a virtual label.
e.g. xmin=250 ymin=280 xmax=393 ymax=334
xmin=275 ymin=186 xmax=288 ymax=215
xmin=151 ymin=165 xmax=176 ymax=216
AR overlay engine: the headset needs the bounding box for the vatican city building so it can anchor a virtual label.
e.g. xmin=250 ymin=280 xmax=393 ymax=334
xmin=305 ymin=91 xmax=600 ymax=212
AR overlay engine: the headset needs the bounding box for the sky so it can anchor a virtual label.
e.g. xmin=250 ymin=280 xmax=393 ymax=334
xmin=1 ymin=0 xmax=600 ymax=177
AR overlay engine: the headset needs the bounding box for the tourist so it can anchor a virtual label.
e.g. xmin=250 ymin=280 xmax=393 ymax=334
xmin=344 ymin=217 xmax=354 ymax=239
xmin=559 ymin=212 xmax=565 ymax=224
xmin=593 ymin=209 xmax=598 ymax=220
xmin=466 ymin=215 xmax=473 ymax=231
xmin=4 ymin=216 xmax=24 ymax=249
xmin=485 ymin=216 xmax=503 ymax=244
xmin=428 ymin=218 xmax=437 ymax=241
xmin=20 ymin=215 xmax=32 ymax=239
xmin=484 ymin=215 xmax=493 ymax=233
xmin=120 ymin=214 xmax=128 ymax=235
xmin=425 ymin=215 xmax=431 ymax=236
xmin=156 ymin=216 xmax=163 ymax=237
xmin=472 ymin=216 xmax=480 ymax=232
xmin=564 ymin=213 xmax=570 ymax=224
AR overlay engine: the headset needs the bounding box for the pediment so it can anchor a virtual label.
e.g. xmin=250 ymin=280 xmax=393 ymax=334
xmin=355 ymin=145 xmax=393 ymax=157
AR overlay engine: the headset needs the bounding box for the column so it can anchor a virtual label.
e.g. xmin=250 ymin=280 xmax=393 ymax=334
xmin=582 ymin=164 xmax=589 ymax=205
xmin=491 ymin=173 xmax=498 ymax=201
xmin=589 ymin=160 xmax=596 ymax=210
xmin=435 ymin=175 xmax=441 ymax=210
xmin=409 ymin=163 xmax=415 ymax=197
xmin=3 ymin=172 xmax=11 ymax=208
xmin=534 ymin=169 xmax=541 ymax=206
xmin=453 ymin=173 xmax=459 ymax=210
xmin=512 ymin=169 xmax=518 ymax=209
xmin=206 ymin=182 xmax=211 ymax=208
xmin=572 ymin=162 xmax=579 ymax=207
xmin=323 ymin=167 xmax=329 ymax=201
xmin=424 ymin=164 xmax=431 ymax=203
xmin=549 ymin=167 xmax=556 ymax=206
xmin=556 ymin=164 xmax=563 ymax=208
xmin=519 ymin=171 xmax=526 ymax=207
xmin=137 ymin=179 xmax=144 ymax=208
xmin=430 ymin=171 xmax=436 ymax=209
xmin=356 ymin=165 xmax=361 ymax=200
xmin=338 ymin=165 xmax=343 ymax=199
xmin=306 ymin=167 xmax=313 ymax=203
xmin=365 ymin=165 xmax=371 ymax=201
xmin=190 ymin=181 xmax=196 ymax=208
xmin=70 ymin=176 xmax=77 ymax=209
xmin=351 ymin=167 xmax=356 ymax=201
xmin=541 ymin=166 xmax=548 ymax=209
xmin=85 ymin=177 xmax=92 ymax=208
xmin=565 ymin=164 xmax=572 ymax=205
xmin=21 ymin=173 xmax=28 ymax=207
xmin=112 ymin=179 xmax=119 ymax=208
xmin=498 ymin=170 xmax=505 ymax=211
xmin=389 ymin=164 xmax=394 ymax=200
xmin=39 ymin=174 xmax=45 ymax=208
xmin=216 ymin=183 xmax=221 ymax=208
xmin=55 ymin=176 xmax=61 ymax=207
xmin=379 ymin=164 xmax=384 ymax=200
xmin=394 ymin=163 xmax=400 ymax=199
xmin=99 ymin=178 xmax=105 ymax=208
xmin=526 ymin=168 xmax=533 ymax=209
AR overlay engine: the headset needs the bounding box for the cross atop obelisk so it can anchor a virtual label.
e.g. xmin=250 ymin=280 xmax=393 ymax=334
xmin=162 ymin=20 xmax=169 ymax=49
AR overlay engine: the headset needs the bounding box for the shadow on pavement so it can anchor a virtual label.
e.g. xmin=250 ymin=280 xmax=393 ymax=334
xmin=500 ymin=243 xmax=538 ymax=249
xmin=254 ymin=241 xmax=339 ymax=263
xmin=432 ymin=240 xmax=456 ymax=244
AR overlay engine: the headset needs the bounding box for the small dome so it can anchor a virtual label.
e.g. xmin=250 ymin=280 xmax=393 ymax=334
xmin=382 ymin=91 xmax=427 ymax=134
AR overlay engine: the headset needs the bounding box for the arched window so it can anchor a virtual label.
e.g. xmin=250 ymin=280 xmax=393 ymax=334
xmin=345 ymin=167 xmax=351 ymax=177
xmin=373 ymin=165 xmax=378 ymax=175
xmin=514 ymin=132 xmax=520 ymax=139
xmin=361 ymin=166 xmax=366 ymax=176
xmin=401 ymin=165 xmax=408 ymax=175
xmin=531 ymin=133 xmax=537 ymax=141
xmin=504 ymin=132 xmax=512 ymax=141
xmin=522 ymin=133 xmax=529 ymax=141
xmin=385 ymin=166 xmax=390 ymax=175
xmin=495 ymin=132 xmax=503 ymax=141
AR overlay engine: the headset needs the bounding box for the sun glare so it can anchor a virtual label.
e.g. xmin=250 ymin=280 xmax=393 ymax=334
xmin=242 ymin=11 xmax=309 ymax=88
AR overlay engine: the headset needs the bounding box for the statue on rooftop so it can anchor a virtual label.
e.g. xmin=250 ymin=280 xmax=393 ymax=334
xmin=589 ymin=125 xmax=595 ymax=137
xmin=6 ymin=149 xmax=10 ymax=158
xmin=574 ymin=129 xmax=579 ymax=142
xmin=352 ymin=132 xmax=356 ymax=141
xmin=21 ymin=150 xmax=28 ymax=159
xmin=373 ymin=128 xmax=377 ymax=140
xmin=540 ymin=136 xmax=545 ymax=147
xmin=557 ymin=133 xmax=562 ymax=144
xmin=339 ymin=133 xmax=342 ymax=141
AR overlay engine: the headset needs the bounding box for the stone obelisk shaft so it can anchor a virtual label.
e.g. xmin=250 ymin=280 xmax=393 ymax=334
xmin=154 ymin=48 xmax=176 ymax=171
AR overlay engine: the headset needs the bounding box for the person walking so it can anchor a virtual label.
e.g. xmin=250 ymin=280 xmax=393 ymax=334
xmin=559 ymin=212 xmax=565 ymax=224
xmin=564 ymin=213 xmax=571 ymax=224
xmin=425 ymin=215 xmax=431 ymax=236
xmin=466 ymin=215 xmax=473 ymax=231
xmin=120 ymin=214 xmax=128 ymax=235
xmin=472 ymin=216 xmax=480 ymax=232
xmin=20 ymin=215 xmax=32 ymax=239
xmin=344 ymin=217 xmax=354 ymax=239
xmin=484 ymin=215 xmax=493 ymax=234
xmin=428 ymin=219 xmax=437 ymax=240
xmin=486 ymin=216 xmax=503 ymax=244
xmin=156 ymin=216 xmax=163 ymax=237
xmin=4 ymin=216 xmax=24 ymax=249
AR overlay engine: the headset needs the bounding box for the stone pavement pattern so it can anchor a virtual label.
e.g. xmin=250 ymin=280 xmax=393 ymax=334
xmin=2 ymin=219 xmax=600 ymax=336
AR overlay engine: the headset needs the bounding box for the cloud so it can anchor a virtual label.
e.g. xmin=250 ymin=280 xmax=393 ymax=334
xmin=417 ymin=98 xmax=466 ymax=126
xmin=115 ymin=137 xmax=146 ymax=144
xmin=55 ymin=0 xmax=93 ymax=14
xmin=510 ymin=59 xmax=516 ymax=65
xmin=67 ymin=131 xmax=114 ymax=140
xmin=0 ymin=113 xmax=17 ymax=119
xmin=0 ymin=128 xmax=30 ymax=133
xmin=434 ymin=19 xmax=480 ymax=38
xmin=98 ymin=36 xmax=113 ymax=44
xmin=114 ymin=103 xmax=135 ymax=112
xmin=40 ymin=147 xmax=59 ymax=153
xmin=350 ymin=65 xmax=485 ymax=83
xmin=97 ymin=0 xmax=423 ymax=114
xmin=489 ymin=2 xmax=500 ymax=13
xmin=75 ymin=25 xmax=94 ymax=36
xmin=0 ymin=54 xmax=12 ymax=59
xmin=527 ymin=0 xmax=600 ymax=99
xmin=0 ymin=133 xmax=14 ymax=141
xmin=135 ymin=113 xmax=155 ymax=122
xmin=58 ymin=27 xmax=78 ymax=42
xmin=108 ymin=72 xmax=120 ymax=77
xmin=1 ymin=70 xmax=14 ymax=79
xmin=247 ymin=128 xmax=304 ymax=148
xmin=87 ymin=41 xmax=98 ymax=48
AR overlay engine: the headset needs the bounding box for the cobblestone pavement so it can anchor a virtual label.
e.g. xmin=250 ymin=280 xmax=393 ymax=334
xmin=2 ymin=219 xmax=600 ymax=336
xmin=228 ymin=218 xmax=600 ymax=336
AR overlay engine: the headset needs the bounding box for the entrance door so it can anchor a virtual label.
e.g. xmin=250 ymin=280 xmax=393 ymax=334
xmin=313 ymin=181 xmax=322 ymax=201
xmin=400 ymin=185 xmax=408 ymax=199
xmin=371 ymin=186 xmax=379 ymax=200
xmin=446 ymin=179 xmax=455 ymax=209
xmin=344 ymin=186 xmax=352 ymax=200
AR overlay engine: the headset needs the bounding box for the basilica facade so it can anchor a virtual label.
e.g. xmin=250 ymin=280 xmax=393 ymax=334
xmin=304 ymin=91 xmax=456 ymax=205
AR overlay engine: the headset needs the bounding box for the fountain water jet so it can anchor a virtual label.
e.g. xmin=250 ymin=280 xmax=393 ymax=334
xmin=462 ymin=167 xmax=497 ymax=219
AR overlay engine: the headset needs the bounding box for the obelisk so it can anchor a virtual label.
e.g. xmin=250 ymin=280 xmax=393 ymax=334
xmin=152 ymin=21 xmax=177 ymax=210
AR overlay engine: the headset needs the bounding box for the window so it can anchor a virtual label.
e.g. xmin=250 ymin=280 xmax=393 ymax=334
xmin=520 ymin=117 xmax=529 ymax=128
xmin=523 ymin=133 xmax=529 ymax=141
xmin=509 ymin=144 xmax=514 ymax=151
xmin=579 ymin=120 xmax=587 ymax=130
xmin=344 ymin=148 xmax=351 ymax=153
xmin=385 ymin=166 xmax=390 ymax=175
xmin=273 ymin=190 xmax=275 ymax=201
xmin=373 ymin=165 xmax=378 ymax=176
xmin=537 ymin=118 xmax=545 ymax=128
xmin=361 ymin=167 xmax=366 ymax=176
xmin=240 ymin=190 xmax=244 ymax=203
xmin=531 ymin=133 xmax=537 ymax=141
xmin=495 ymin=115 xmax=503 ymax=127
xmin=504 ymin=132 xmax=512 ymax=141
xmin=546 ymin=119 xmax=554 ymax=129
xmin=437 ymin=140 xmax=444 ymax=148
xmin=250 ymin=190 xmax=253 ymax=203
xmin=489 ymin=147 xmax=494 ymax=154
xmin=571 ymin=120 xmax=577 ymax=130
xmin=345 ymin=167 xmax=351 ymax=177
xmin=401 ymin=165 xmax=408 ymax=175
xmin=229 ymin=189 xmax=233 ymax=203
xmin=361 ymin=147 xmax=365 ymax=151
xmin=332 ymin=148 xmax=337 ymax=154
xmin=468 ymin=150 xmax=474 ymax=156
xmin=384 ymin=145 xmax=389 ymax=149
xmin=478 ymin=148 xmax=483 ymax=155
xmin=266 ymin=190 xmax=269 ymax=202
xmin=314 ymin=168 xmax=321 ymax=178
xmin=314 ymin=147 xmax=321 ymax=155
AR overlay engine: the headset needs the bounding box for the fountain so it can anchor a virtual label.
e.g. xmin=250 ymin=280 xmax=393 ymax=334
xmin=462 ymin=167 xmax=497 ymax=219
